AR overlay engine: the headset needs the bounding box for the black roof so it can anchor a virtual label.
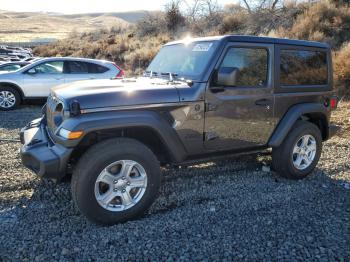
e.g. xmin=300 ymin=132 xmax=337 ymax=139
xmin=167 ymin=35 xmax=329 ymax=49
xmin=223 ymin=35 xmax=329 ymax=48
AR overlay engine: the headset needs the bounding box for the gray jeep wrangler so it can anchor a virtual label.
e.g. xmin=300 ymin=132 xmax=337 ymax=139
xmin=20 ymin=35 xmax=338 ymax=225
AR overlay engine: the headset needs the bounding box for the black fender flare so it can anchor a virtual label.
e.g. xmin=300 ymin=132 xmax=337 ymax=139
xmin=268 ymin=103 xmax=329 ymax=147
xmin=56 ymin=110 xmax=188 ymax=163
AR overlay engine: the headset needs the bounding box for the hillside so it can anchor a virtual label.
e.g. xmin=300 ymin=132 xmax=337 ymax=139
xmin=33 ymin=1 xmax=350 ymax=97
xmin=0 ymin=10 xmax=149 ymax=42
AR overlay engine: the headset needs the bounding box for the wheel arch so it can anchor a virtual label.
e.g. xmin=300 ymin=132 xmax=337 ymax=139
xmin=268 ymin=103 xmax=330 ymax=147
xmin=0 ymin=82 xmax=25 ymax=101
xmin=58 ymin=110 xmax=188 ymax=166
xmin=301 ymin=112 xmax=329 ymax=141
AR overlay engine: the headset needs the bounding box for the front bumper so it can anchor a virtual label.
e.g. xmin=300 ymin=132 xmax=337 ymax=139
xmin=20 ymin=118 xmax=73 ymax=179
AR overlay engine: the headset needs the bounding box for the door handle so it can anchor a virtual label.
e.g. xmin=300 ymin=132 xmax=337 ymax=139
xmin=209 ymin=86 xmax=225 ymax=93
xmin=255 ymin=99 xmax=270 ymax=106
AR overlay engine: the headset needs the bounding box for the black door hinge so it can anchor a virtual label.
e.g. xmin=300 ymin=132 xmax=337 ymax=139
xmin=204 ymin=132 xmax=219 ymax=141
xmin=205 ymin=103 xmax=217 ymax=112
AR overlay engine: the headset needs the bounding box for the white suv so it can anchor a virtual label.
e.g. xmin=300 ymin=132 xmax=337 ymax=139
xmin=0 ymin=57 xmax=124 ymax=110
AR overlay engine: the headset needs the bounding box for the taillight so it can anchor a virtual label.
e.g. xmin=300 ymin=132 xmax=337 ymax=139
xmin=112 ymin=63 xmax=124 ymax=78
xmin=330 ymin=96 xmax=338 ymax=110
xmin=325 ymin=96 xmax=338 ymax=110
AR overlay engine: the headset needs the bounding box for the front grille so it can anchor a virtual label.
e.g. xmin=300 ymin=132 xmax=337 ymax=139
xmin=46 ymin=95 xmax=59 ymax=132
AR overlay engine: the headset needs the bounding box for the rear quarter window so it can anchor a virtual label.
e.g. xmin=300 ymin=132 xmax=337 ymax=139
xmin=280 ymin=49 xmax=328 ymax=86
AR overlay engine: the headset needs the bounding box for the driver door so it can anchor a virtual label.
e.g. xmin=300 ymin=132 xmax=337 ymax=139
xmin=21 ymin=60 xmax=65 ymax=97
xmin=204 ymin=42 xmax=276 ymax=151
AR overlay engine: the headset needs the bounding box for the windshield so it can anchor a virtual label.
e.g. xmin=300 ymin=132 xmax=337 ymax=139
xmin=146 ymin=41 xmax=219 ymax=80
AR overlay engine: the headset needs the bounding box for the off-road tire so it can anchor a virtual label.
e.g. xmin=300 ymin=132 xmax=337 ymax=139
xmin=0 ymin=86 xmax=20 ymax=110
xmin=71 ymin=138 xmax=161 ymax=225
xmin=272 ymin=120 xmax=322 ymax=180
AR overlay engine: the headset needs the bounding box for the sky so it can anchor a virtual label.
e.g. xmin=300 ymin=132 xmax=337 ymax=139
xmin=0 ymin=0 xmax=234 ymax=14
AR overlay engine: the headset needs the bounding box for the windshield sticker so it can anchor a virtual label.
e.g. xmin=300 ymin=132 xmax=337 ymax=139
xmin=192 ymin=43 xmax=213 ymax=52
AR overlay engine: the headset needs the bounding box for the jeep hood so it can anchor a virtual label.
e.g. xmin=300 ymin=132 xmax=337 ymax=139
xmin=52 ymin=78 xmax=188 ymax=109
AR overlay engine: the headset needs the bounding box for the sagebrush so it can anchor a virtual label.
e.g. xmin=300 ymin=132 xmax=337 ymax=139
xmin=34 ymin=0 xmax=350 ymax=96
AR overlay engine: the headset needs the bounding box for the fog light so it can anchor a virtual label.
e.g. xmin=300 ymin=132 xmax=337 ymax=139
xmin=58 ymin=128 xmax=83 ymax=140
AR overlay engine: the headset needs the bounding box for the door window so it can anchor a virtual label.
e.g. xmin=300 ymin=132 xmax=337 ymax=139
xmin=87 ymin=63 xmax=109 ymax=73
xmin=280 ymin=49 xmax=328 ymax=86
xmin=66 ymin=61 xmax=89 ymax=74
xmin=0 ymin=65 xmax=21 ymax=71
xmin=219 ymin=47 xmax=268 ymax=87
xmin=32 ymin=61 xmax=63 ymax=74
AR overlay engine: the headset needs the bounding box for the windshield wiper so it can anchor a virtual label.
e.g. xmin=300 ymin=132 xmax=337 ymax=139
xmin=144 ymin=71 xmax=178 ymax=80
xmin=144 ymin=71 xmax=193 ymax=86
xmin=160 ymin=72 xmax=178 ymax=82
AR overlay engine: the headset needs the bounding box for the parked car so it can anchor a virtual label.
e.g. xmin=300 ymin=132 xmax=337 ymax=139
xmin=0 ymin=46 xmax=32 ymax=57
xmin=20 ymin=35 xmax=338 ymax=225
xmin=23 ymin=57 xmax=40 ymax=62
xmin=0 ymin=57 xmax=124 ymax=110
xmin=0 ymin=61 xmax=31 ymax=72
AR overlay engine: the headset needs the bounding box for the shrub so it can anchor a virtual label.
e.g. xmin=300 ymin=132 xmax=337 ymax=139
xmin=273 ymin=1 xmax=350 ymax=48
xmin=333 ymin=42 xmax=350 ymax=96
xmin=32 ymin=0 xmax=350 ymax=97
xmin=136 ymin=12 xmax=167 ymax=37
xmin=165 ymin=1 xmax=186 ymax=33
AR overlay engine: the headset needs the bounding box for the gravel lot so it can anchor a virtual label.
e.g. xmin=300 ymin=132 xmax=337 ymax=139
xmin=0 ymin=103 xmax=349 ymax=261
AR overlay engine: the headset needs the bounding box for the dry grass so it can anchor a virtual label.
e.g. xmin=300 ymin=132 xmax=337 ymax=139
xmin=0 ymin=10 xmax=134 ymax=42
xmin=272 ymin=1 xmax=350 ymax=48
xmin=333 ymin=42 xmax=350 ymax=96
xmin=28 ymin=1 xmax=350 ymax=97
xmin=331 ymin=100 xmax=350 ymax=138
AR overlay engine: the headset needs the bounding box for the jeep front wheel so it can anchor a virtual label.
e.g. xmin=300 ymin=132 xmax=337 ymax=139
xmin=71 ymin=138 xmax=161 ymax=225
xmin=272 ymin=120 xmax=322 ymax=179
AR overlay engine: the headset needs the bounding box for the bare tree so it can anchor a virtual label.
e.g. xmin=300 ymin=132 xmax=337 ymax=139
xmin=239 ymin=0 xmax=282 ymax=12
xmin=241 ymin=0 xmax=252 ymax=13
xmin=271 ymin=0 xmax=279 ymax=10
xmin=181 ymin=0 xmax=220 ymax=20
xmin=165 ymin=0 xmax=186 ymax=32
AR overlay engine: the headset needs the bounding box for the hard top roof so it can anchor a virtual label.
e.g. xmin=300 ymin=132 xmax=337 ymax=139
xmin=165 ymin=35 xmax=329 ymax=48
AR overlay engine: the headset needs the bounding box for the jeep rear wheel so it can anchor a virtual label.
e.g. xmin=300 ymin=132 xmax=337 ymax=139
xmin=272 ymin=120 xmax=322 ymax=179
xmin=0 ymin=87 xmax=20 ymax=110
xmin=71 ymin=138 xmax=161 ymax=225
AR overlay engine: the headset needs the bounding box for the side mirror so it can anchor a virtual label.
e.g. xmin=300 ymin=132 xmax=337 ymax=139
xmin=27 ymin=68 xmax=37 ymax=75
xmin=216 ymin=67 xmax=239 ymax=86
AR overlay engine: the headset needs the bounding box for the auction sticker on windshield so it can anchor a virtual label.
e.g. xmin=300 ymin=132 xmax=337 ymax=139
xmin=192 ymin=43 xmax=213 ymax=52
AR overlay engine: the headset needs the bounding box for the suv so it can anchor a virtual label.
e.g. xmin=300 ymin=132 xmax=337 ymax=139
xmin=20 ymin=36 xmax=338 ymax=225
xmin=0 ymin=57 xmax=124 ymax=110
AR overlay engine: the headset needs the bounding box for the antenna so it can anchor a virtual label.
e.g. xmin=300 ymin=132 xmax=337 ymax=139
xmin=169 ymin=72 xmax=173 ymax=82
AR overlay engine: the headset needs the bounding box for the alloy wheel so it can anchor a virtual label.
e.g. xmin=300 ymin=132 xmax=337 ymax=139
xmin=94 ymin=160 xmax=148 ymax=212
xmin=292 ymin=134 xmax=317 ymax=170
xmin=0 ymin=91 xmax=16 ymax=109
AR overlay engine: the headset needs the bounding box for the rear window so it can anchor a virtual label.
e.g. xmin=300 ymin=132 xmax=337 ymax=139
xmin=87 ymin=63 xmax=109 ymax=73
xmin=280 ymin=49 xmax=328 ymax=86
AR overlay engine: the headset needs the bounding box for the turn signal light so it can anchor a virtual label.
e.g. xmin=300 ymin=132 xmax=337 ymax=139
xmin=58 ymin=128 xmax=83 ymax=140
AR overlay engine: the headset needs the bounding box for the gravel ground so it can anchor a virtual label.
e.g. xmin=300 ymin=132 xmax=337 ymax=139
xmin=0 ymin=103 xmax=349 ymax=261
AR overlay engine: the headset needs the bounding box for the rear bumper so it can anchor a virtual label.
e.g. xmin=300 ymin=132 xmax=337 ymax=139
xmin=328 ymin=124 xmax=341 ymax=139
xmin=20 ymin=118 xmax=72 ymax=179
